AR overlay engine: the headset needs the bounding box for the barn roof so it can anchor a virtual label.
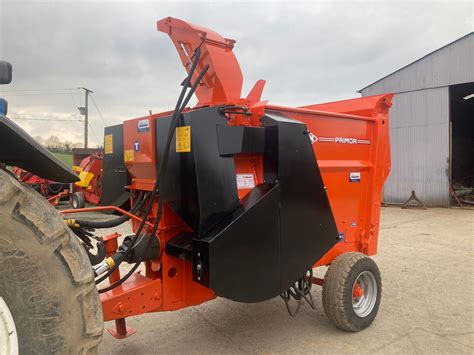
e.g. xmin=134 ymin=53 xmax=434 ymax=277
xmin=359 ymin=32 xmax=474 ymax=94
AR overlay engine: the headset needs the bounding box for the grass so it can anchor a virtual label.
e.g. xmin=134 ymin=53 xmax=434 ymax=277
xmin=52 ymin=152 xmax=73 ymax=167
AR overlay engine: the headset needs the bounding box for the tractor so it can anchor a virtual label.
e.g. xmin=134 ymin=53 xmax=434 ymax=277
xmin=0 ymin=17 xmax=392 ymax=354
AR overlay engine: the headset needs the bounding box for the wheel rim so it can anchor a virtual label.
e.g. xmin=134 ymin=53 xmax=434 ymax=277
xmin=72 ymin=195 xmax=78 ymax=209
xmin=352 ymin=271 xmax=377 ymax=318
xmin=0 ymin=297 xmax=19 ymax=355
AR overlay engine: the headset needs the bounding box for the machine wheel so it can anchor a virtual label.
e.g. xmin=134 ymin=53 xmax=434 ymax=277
xmin=72 ymin=191 xmax=86 ymax=209
xmin=322 ymin=252 xmax=381 ymax=332
xmin=47 ymin=182 xmax=65 ymax=195
xmin=0 ymin=170 xmax=103 ymax=354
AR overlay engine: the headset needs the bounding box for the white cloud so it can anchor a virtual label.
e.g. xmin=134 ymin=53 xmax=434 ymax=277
xmin=0 ymin=0 xmax=472 ymax=145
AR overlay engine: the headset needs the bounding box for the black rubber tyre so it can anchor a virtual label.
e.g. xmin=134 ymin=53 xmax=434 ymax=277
xmin=0 ymin=170 xmax=103 ymax=353
xmin=72 ymin=191 xmax=86 ymax=209
xmin=47 ymin=182 xmax=65 ymax=195
xmin=322 ymin=252 xmax=382 ymax=332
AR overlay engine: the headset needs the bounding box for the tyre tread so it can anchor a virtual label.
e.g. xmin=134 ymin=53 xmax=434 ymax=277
xmin=322 ymin=252 xmax=381 ymax=332
xmin=0 ymin=170 xmax=102 ymax=353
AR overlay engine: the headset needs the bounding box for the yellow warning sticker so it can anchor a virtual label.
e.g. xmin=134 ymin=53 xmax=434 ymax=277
xmin=104 ymin=134 xmax=113 ymax=154
xmin=176 ymin=126 xmax=191 ymax=153
xmin=124 ymin=149 xmax=134 ymax=162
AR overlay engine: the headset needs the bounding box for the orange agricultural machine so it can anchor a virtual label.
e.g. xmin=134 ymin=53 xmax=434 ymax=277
xmin=0 ymin=17 xmax=392 ymax=353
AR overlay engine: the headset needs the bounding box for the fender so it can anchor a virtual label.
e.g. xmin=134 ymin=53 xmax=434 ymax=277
xmin=0 ymin=115 xmax=79 ymax=183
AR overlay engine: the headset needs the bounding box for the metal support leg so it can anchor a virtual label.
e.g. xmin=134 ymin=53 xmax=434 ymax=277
xmin=103 ymin=233 xmax=137 ymax=339
xmin=401 ymin=190 xmax=427 ymax=209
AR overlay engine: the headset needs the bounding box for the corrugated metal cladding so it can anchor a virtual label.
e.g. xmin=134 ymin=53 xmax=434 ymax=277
xmin=359 ymin=33 xmax=473 ymax=206
xmin=383 ymin=87 xmax=450 ymax=206
xmin=360 ymin=33 xmax=474 ymax=95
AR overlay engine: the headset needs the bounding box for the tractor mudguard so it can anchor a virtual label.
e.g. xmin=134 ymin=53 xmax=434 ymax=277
xmin=0 ymin=115 xmax=79 ymax=183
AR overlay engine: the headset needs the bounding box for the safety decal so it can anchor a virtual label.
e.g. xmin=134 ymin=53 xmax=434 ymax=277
xmin=133 ymin=140 xmax=140 ymax=152
xmin=349 ymin=172 xmax=361 ymax=182
xmin=176 ymin=126 xmax=191 ymax=153
xmin=137 ymin=119 xmax=150 ymax=133
xmin=124 ymin=149 xmax=134 ymax=162
xmin=104 ymin=134 xmax=113 ymax=154
xmin=236 ymin=174 xmax=255 ymax=189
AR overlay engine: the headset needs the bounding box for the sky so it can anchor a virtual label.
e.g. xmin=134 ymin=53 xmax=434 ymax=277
xmin=0 ymin=0 xmax=472 ymax=146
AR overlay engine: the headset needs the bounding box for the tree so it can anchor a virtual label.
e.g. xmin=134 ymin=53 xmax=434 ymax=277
xmin=64 ymin=140 xmax=73 ymax=152
xmin=45 ymin=135 xmax=60 ymax=150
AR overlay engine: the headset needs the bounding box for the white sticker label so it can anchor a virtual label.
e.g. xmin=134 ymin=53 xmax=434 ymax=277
xmin=236 ymin=174 xmax=255 ymax=189
xmin=349 ymin=172 xmax=361 ymax=182
xmin=137 ymin=119 xmax=150 ymax=133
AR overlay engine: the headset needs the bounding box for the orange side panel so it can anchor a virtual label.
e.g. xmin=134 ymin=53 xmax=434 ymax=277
xmin=158 ymin=204 xmax=216 ymax=311
xmin=300 ymin=94 xmax=392 ymax=118
xmin=123 ymin=115 xmax=157 ymax=191
xmin=266 ymin=93 xmax=392 ymax=264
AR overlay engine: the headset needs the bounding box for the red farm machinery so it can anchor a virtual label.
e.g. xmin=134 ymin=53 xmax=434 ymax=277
xmin=70 ymin=146 xmax=130 ymax=210
xmin=8 ymin=148 xmax=125 ymax=211
xmin=11 ymin=166 xmax=70 ymax=206
xmin=0 ymin=17 xmax=392 ymax=354
xmin=71 ymin=148 xmax=104 ymax=208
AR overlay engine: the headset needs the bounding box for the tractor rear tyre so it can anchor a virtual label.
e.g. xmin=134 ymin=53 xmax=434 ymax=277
xmin=322 ymin=252 xmax=381 ymax=332
xmin=0 ymin=170 xmax=103 ymax=354
xmin=72 ymin=191 xmax=86 ymax=209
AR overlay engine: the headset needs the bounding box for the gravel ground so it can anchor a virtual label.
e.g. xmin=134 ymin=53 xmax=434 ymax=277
xmin=70 ymin=206 xmax=473 ymax=354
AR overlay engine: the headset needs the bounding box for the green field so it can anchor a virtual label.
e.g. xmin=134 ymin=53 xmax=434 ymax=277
xmin=52 ymin=152 xmax=73 ymax=167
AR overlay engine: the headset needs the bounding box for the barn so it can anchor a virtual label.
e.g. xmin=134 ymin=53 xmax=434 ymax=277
xmin=359 ymin=33 xmax=474 ymax=207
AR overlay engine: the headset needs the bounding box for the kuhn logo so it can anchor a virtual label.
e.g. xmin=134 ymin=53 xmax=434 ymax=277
xmin=308 ymin=132 xmax=318 ymax=144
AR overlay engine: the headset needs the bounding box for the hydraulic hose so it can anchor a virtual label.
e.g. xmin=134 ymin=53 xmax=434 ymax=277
xmin=121 ymin=46 xmax=203 ymax=241
xmin=72 ymin=191 xmax=145 ymax=229
xmin=127 ymin=63 xmax=210 ymax=256
xmin=97 ymin=49 xmax=208 ymax=293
